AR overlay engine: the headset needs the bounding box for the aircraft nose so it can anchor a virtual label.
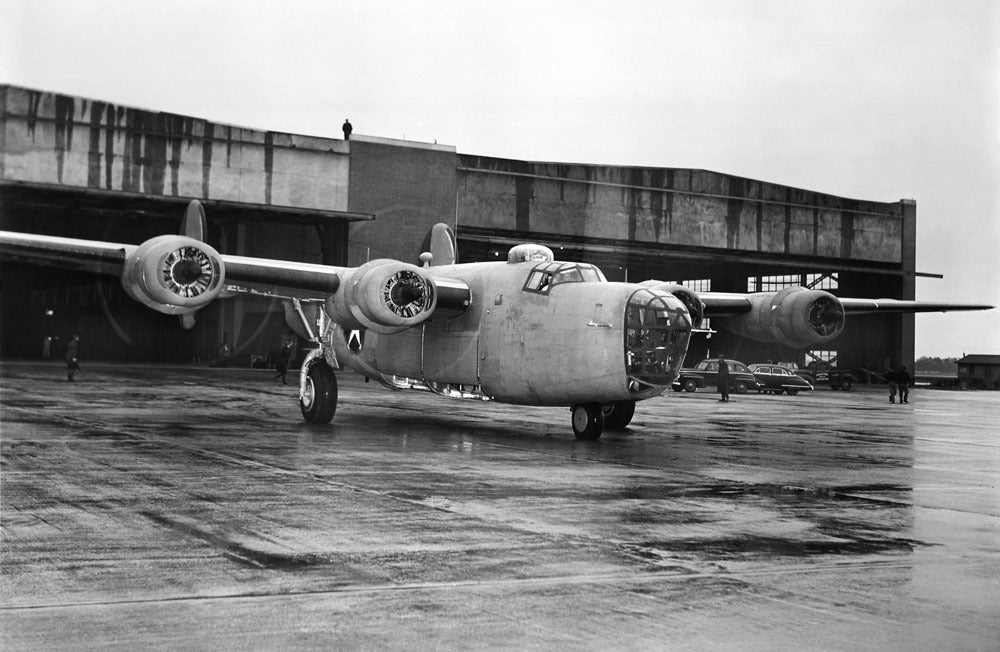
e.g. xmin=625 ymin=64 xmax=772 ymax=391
xmin=624 ymin=288 xmax=693 ymax=396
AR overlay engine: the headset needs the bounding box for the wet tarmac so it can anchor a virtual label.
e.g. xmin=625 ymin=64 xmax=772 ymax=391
xmin=1 ymin=361 xmax=998 ymax=651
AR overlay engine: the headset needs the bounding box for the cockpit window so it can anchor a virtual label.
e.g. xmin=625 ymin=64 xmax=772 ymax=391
xmin=522 ymin=262 xmax=606 ymax=294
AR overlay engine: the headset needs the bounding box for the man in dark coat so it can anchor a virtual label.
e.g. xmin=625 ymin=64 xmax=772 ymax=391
xmin=716 ymin=355 xmax=730 ymax=402
xmin=66 ymin=334 xmax=80 ymax=382
xmin=274 ymin=343 xmax=293 ymax=385
xmin=896 ymin=366 xmax=911 ymax=404
xmin=342 ymin=118 xmax=352 ymax=140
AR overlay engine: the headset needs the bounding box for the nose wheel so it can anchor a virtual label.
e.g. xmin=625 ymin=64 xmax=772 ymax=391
xmin=602 ymin=400 xmax=636 ymax=429
xmin=571 ymin=403 xmax=604 ymax=440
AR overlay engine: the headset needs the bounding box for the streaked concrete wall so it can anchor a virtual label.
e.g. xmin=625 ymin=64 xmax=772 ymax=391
xmin=457 ymin=156 xmax=906 ymax=264
xmin=346 ymin=135 xmax=458 ymax=267
xmin=1 ymin=86 xmax=350 ymax=211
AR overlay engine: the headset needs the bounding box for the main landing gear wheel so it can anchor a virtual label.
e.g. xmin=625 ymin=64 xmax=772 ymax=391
xmin=602 ymin=400 xmax=636 ymax=430
xmin=300 ymin=361 xmax=338 ymax=424
xmin=571 ymin=403 xmax=604 ymax=440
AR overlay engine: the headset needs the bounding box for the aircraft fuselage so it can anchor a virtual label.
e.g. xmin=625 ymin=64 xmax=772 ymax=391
xmin=331 ymin=259 xmax=694 ymax=406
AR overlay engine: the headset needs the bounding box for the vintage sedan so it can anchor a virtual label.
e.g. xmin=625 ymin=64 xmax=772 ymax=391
xmin=749 ymin=364 xmax=814 ymax=395
xmin=672 ymin=358 xmax=758 ymax=394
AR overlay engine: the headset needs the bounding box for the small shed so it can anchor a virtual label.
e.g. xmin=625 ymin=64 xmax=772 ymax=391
xmin=956 ymin=354 xmax=1000 ymax=389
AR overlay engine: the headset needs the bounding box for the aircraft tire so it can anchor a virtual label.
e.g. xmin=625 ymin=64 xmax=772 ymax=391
xmin=300 ymin=361 xmax=338 ymax=424
xmin=602 ymin=400 xmax=636 ymax=429
xmin=571 ymin=403 xmax=604 ymax=440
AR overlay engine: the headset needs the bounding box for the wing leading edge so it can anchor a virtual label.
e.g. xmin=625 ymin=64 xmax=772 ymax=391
xmin=698 ymin=291 xmax=994 ymax=316
xmin=0 ymin=230 xmax=343 ymax=300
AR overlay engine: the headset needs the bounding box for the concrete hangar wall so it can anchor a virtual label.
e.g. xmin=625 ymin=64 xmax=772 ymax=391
xmin=0 ymin=85 xmax=915 ymax=372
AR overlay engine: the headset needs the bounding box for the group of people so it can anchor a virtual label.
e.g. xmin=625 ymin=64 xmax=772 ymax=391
xmin=51 ymin=333 xmax=296 ymax=384
xmin=713 ymin=354 xmax=915 ymax=405
xmin=887 ymin=365 xmax=912 ymax=404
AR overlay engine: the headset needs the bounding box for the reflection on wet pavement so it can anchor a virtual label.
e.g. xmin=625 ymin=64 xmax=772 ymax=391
xmin=1 ymin=362 xmax=998 ymax=650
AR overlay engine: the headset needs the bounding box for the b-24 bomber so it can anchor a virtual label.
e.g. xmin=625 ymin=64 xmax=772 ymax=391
xmin=0 ymin=200 xmax=993 ymax=439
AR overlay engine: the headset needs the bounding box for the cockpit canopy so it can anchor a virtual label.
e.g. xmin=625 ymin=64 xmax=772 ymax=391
xmin=522 ymin=262 xmax=607 ymax=294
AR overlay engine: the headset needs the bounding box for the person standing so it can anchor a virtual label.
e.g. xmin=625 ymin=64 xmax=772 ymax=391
xmin=897 ymin=365 xmax=911 ymax=404
xmin=273 ymin=342 xmax=292 ymax=385
xmin=342 ymin=118 xmax=352 ymax=140
xmin=716 ymin=355 xmax=730 ymax=402
xmin=65 ymin=334 xmax=80 ymax=382
xmin=887 ymin=365 xmax=898 ymax=403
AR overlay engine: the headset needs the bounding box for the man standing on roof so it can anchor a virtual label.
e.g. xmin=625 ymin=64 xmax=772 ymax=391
xmin=342 ymin=118 xmax=352 ymax=140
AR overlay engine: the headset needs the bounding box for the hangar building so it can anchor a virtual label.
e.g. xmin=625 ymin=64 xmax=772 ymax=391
xmin=0 ymin=85 xmax=917 ymax=373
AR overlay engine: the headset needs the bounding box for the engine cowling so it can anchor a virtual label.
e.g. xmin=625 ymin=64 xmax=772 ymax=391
xmin=325 ymin=259 xmax=437 ymax=333
xmin=121 ymin=235 xmax=225 ymax=315
xmin=641 ymin=282 xmax=704 ymax=329
xmin=722 ymin=287 xmax=845 ymax=348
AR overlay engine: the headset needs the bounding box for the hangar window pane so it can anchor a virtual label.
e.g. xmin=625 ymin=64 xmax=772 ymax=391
xmin=807 ymin=350 xmax=837 ymax=364
xmin=806 ymin=273 xmax=839 ymax=290
xmin=677 ymin=278 xmax=711 ymax=292
xmin=748 ymin=273 xmax=839 ymax=292
xmin=665 ymin=279 xmax=711 ymax=330
xmin=757 ymin=274 xmax=801 ymax=292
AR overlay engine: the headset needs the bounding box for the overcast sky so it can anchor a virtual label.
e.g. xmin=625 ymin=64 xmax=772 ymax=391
xmin=1 ymin=0 xmax=997 ymax=357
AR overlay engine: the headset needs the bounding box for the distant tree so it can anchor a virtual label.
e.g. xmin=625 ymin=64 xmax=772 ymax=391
xmin=915 ymin=357 xmax=958 ymax=374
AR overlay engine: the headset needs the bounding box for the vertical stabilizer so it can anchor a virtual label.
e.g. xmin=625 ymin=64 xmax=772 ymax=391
xmin=428 ymin=223 xmax=456 ymax=266
xmin=183 ymin=200 xmax=207 ymax=242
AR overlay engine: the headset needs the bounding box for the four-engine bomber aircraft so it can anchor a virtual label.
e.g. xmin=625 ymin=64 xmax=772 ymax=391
xmin=0 ymin=200 xmax=993 ymax=439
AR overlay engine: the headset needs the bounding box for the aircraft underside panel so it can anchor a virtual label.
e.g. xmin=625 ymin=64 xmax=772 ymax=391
xmin=420 ymin=330 xmax=479 ymax=384
xmin=367 ymin=326 xmax=479 ymax=386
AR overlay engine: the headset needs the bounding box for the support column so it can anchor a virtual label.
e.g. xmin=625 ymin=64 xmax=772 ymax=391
xmin=900 ymin=199 xmax=917 ymax=371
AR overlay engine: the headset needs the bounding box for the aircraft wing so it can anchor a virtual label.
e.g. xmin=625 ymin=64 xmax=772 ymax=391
xmin=835 ymin=298 xmax=996 ymax=314
xmin=0 ymin=231 xmax=134 ymax=275
xmin=0 ymin=230 xmax=342 ymax=298
xmin=698 ymin=291 xmax=993 ymax=316
xmin=697 ymin=292 xmax=756 ymax=316
xmin=0 ymin=228 xmax=455 ymax=333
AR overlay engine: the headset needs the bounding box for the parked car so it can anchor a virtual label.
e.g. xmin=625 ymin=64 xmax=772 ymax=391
xmin=749 ymin=364 xmax=814 ymax=395
xmin=672 ymin=358 xmax=758 ymax=394
xmin=777 ymin=361 xmax=858 ymax=391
